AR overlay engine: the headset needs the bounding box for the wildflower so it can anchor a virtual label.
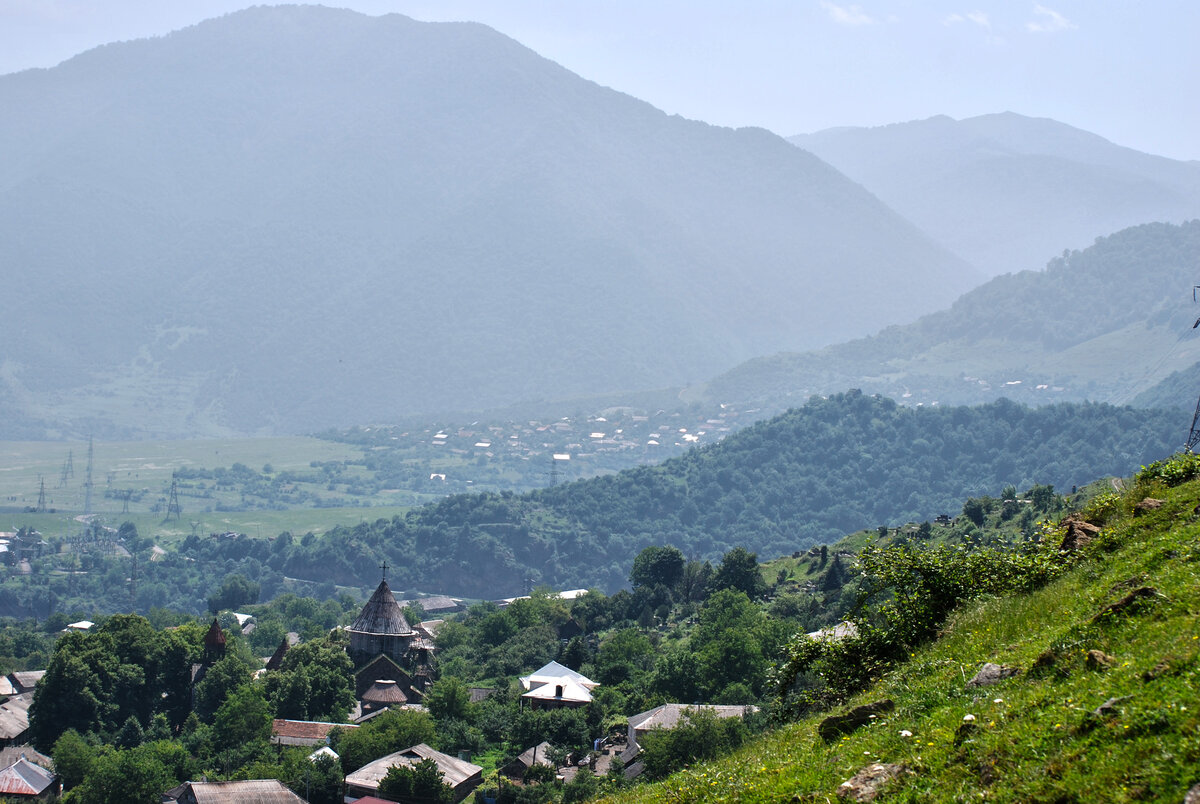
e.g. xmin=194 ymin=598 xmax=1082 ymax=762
xmin=899 ymin=730 xmax=913 ymax=738
xmin=962 ymin=714 xmax=976 ymax=722
xmin=992 ymin=698 xmax=1003 ymax=704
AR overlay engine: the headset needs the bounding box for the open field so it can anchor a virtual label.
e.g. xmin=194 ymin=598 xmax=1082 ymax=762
xmin=0 ymin=436 xmax=361 ymax=507
xmin=0 ymin=437 xmax=420 ymax=546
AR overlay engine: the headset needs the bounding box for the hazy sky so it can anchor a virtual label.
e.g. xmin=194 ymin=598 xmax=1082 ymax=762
xmin=2 ymin=1 xmax=1197 ymax=160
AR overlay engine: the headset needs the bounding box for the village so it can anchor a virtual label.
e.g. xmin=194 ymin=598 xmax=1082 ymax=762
xmin=0 ymin=547 xmax=776 ymax=803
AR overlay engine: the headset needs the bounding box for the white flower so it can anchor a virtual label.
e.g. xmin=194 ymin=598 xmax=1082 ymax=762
xmin=992 ymin=698 xmax=1003 ymax=704
xmin=899 ymin=730 xmax=913 ymax=738
xmin=962 ymin=714 xmax=976 ymax=722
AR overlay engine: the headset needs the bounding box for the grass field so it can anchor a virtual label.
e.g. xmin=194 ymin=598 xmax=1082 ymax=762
xmin=0 ymin=436 xmax=413 ymax=545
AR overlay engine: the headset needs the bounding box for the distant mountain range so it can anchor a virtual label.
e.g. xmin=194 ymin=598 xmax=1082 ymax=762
xmin=0 ymin=5 xmax=974 ymax=439
xmin=695 ymin=221 xmax=1200 ymax=412
xmin=790 ymin=113 xmax=1200 ymax=278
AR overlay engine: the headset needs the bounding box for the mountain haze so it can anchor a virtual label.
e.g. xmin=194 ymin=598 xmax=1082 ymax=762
xmin=698 ymin=221 xmax=1200 ymax=411
xmin=0 ymin=5 xmax=974 ymax=438
xmin=791 ymin=113 xmax=1200 ymax=277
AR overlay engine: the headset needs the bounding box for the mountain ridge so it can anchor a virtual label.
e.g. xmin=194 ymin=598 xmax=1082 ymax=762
xmin=0 ymin=5 xmax=975 ymax=439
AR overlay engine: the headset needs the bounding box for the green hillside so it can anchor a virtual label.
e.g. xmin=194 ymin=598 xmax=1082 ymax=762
xmin=700 ymin=220 xmax=1200 ymax=412
xmin=226 ymin=393 xmax=1178 ymax=598
xmin=604 ymin=454 xmax=1200 ymax=802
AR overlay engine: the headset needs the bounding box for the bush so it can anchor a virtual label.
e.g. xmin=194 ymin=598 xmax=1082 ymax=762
xmin=774 ymin=538 xmax=1066 ymax=719
xmin=640 ymin=707 xmax=748 ymax=779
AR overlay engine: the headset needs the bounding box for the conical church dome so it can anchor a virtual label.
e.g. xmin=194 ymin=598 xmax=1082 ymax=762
xmin=350 ymin=579 xmax=415 ymax=637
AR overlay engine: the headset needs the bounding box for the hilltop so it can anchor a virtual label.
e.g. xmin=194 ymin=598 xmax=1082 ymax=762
xmin=603 ymin=454 xmax=1200 ymax=802
xmin=0 ymin=5 xmax=972 ymax=439
xmin=791 ymin=112 xmax=1200 ymax=278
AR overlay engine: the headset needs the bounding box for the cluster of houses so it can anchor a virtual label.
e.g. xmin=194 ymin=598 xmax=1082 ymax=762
xmin=0 ymin=573 xmax=756 ymax=802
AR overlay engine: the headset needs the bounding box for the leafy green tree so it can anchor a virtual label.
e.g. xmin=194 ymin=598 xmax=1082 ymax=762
xmin=194 ymin=653 xmax=256 ymax=723
xmin=377 ymin=758 xmax=454 ymax=803
xmin=211 ymin=683 xmax=272 ymax=768
xmin=72 ymin=741 xmax=190 ymax=804
xmin=424 ymin=676 xmax=472 ymax=723
xmin=208 ymin=573 xmax=261 ymax=614
xmin=53 ymin=729 xmax=95 ymax=790
xmin=274 ymin=638 xmax=355 ymax=722
xmin=594 ymin=629 xmax=654 ymax=686
xmin=711 ymin=547 xmax=767 ymax=599
xmin=332 ymin=709 xmax=438 ymax=775
xmin=630 ymin=546 xmax=685 ymax=592
xmin=640 ymin=708 xmax=748 ymax=779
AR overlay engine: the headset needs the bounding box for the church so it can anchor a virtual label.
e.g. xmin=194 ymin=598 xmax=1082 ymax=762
xmin=346 ymin=565 xmax=436 ymax=707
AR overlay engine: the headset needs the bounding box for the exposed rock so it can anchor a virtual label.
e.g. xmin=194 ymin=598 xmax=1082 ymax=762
xmin=1092 ymin=696 xmax=1131 ymax=717
xmin=1134 ymin=498 xmax=1165 ymax=516
xmin=967 ymin=662 xmax=1020 ymax=687
xmin=818 ymin=700 xmax=895 ymax=742
xmin=836 ymin=763 xmax=906 ymax=802
xmin=1085 ymin=650 xmax=1116 ymax=670
xmin=1092 ymin=587 xmax=1160 ymax=623
xmin=1185 ymin=783 xmax=1200 ymax=804
xmin=1060 ymin=517 xmax=1101 ymax=552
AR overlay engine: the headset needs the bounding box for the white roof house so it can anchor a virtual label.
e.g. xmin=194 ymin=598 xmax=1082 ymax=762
xmin=519 ymin=661 xmax=597 ymax=710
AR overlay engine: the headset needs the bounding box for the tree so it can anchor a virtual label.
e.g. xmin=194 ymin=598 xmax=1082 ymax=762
xmin=630 ymin=546 xmax=685 ymax=592
xmin=332 ymin=709 xmax=438 ymax=775
xmin=274 ymin=638 xmax=355 ymax=722
xmin=640 ymin=708 xmax=748 ymax=779
xmin=424 ymin=676 xmax=472 ymax=723
xmin=711 ymin=547 xmax=767 ymax=599
xmin=194 ymin=653 xmax=256 ymax=723
xmin=72 ymin=741 xmax=190 ymax=804
xmin=208 ymin=574 xmax=260 ymax=614
xmin=211 ymin=683 xmax=272 ymax=768
xmin=53 ymin=729 xmax=95 ymax=790
xmin=377 ymin=758 xmax=454 ymax=804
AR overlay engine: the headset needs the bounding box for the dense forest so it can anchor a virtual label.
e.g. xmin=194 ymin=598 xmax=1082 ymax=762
xmin=0 ymin=393 xmax=1178 ymax=617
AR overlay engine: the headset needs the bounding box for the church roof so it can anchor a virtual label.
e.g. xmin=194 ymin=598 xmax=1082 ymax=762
xmin=349 ymin=580 xmax=414 ymax=637
xmin=204 ymin=619 xmax=226 ymax=647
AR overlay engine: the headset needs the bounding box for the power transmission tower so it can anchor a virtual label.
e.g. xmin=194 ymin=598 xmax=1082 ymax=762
xmin=547 ymin=457 xmax=559 ymax=486
xmin=83 ymin=437 xmax=94 ymax=516
xmin=121 ymin=490 xmax=131 ymax=514
xmin=165 ymin=479 xmax=182 ymax=521
xmin=1188 ymin=286 xmax=1200 ymax=452
xmin=58 ymin=450 xmax=74 ymax=488
xmin=36 ymin=476 xmax=47 ymax=513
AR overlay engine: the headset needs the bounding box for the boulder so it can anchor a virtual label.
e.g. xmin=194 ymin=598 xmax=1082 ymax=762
xmin=1059 ymin=517 xmax=1101 ymax=552
xmin=818 ymin=700 xmax=895 ymax=741
xmin=1133 ymin=498 xmax=1165 ymax=516
xmin=836 ymin=763 xmax=906 ymax=802
xmin=966 ymin=662 xmax=1020 ymax=687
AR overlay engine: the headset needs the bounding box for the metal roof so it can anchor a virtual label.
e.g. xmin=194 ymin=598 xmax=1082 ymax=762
xmin=0 ymin=756 xmax=54 ymax=796
xmin=345 ymin=743 xmax=483 ymax=792
xmin=165 ymin=779 xmax=307 ymax=803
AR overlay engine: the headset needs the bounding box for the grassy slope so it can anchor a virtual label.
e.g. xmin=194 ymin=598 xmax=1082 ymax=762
xmin=606 ymin=476 xmax=1200 ymax=802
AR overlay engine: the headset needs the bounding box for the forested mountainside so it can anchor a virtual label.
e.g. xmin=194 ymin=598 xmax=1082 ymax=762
xmin=1132 ymin=360 xmax=1200 ymax=410
xmin=161 ymin=393 xmax=1178 ymax=602
xmin=0 ymin=5 xmax=972 ymax=440
xmin=791 ymin=113 xmax=1200 ymax=277
xmin=700 ymin=220 xmax=1200 ymax=412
